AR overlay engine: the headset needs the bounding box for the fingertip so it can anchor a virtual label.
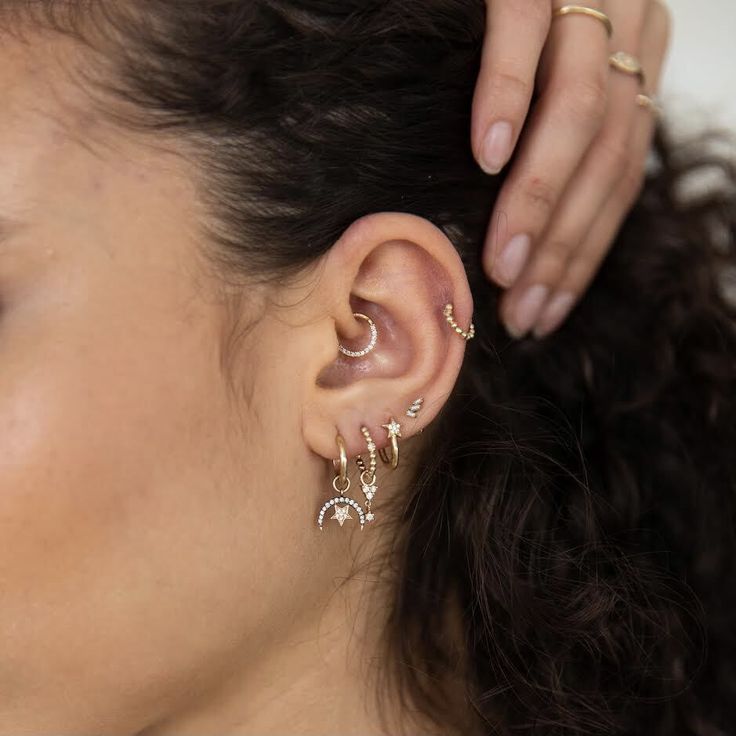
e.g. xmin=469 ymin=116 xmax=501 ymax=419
xmin=479 ymin=120 xmax=513 ymax=174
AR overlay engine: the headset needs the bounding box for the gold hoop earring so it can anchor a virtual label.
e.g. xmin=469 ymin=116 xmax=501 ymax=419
xmin=444 ymin=303 xmax=475 ymax=341
xmin=355 ymin=426 xmax=378 ymax=523
xmin=338 ymin=313 xmax=378 ymax=358
xmin=317 ymin=433 xmax=365 ymax=531
xmin=378 ymin=418 xmax=401 ymax=470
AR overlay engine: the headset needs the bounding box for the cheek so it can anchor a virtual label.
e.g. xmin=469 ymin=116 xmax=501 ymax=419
xmin=0 ymin=280 xmax=251 ymax=725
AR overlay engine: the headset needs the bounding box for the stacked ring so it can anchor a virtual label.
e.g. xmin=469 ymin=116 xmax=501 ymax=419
xmin=636 ymin=93 xmax=661 ymax=116
xmin=609 ymin=50 xmax=647 ymax=86
xmin=552 ymin=5 xmax=613 ymax=38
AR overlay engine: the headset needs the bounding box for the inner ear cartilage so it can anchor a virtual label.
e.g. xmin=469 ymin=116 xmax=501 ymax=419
xmin=444 ymin=303 xmax=475 ymax=341
xmin=356 ymin=426 xmax=378 ymax=523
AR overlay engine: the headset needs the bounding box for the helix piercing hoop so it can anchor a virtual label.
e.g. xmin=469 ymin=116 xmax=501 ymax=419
xmin=378 ymin=417 xmax=401 ymax=469
xmin=338 ymin=313 xmax=378 ymax=358
xmin=355 ymin=426 xmax=378 ymax=523
xmin=317 ymin=433 xmax=365 ymax=531
xmin=444 ymin=303 xmax=475 ymax=341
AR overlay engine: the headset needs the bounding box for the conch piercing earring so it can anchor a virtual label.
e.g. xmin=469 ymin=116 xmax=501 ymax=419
xmin=338 ymin=313 xmax=378 ymax=358
xmin=378 ymin=417 xmax=401 ymax=469
xmin=317 ymin=433 xmax=366 ymax=531
xmin=406 ymin=397 xmax=424 ymax=419
xmin=443 ymin=303 xmax=475 ymax=341
xmin=355 ymin=426 xmax=378 ymax=523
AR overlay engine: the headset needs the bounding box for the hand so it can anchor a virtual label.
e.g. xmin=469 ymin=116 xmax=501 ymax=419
xmin=471 ymin=1 xmax=672 ymax=338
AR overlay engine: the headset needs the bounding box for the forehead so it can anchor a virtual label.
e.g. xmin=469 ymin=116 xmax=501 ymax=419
xmin=0 ymin=34 xmax=104 ymax=211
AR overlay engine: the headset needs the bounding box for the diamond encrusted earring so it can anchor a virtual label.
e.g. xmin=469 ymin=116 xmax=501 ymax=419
xmin=316 ymin=433 xmax=366 ymax=531
xmin=355 ymin=426 xmax=378 ymax=523
xmin=338 ymin=312 xmax=378 ymax=358
xmin=406 ymin=397 xmax=424 ymax=419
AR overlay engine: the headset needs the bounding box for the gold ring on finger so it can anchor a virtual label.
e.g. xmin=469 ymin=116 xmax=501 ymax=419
xmin=636 ymin=93 xmax=661 ymax=116
xmin=552 ymin=5 xmax=613 ymax=38
xmin=609 ymin=51 xmax=647 ymax=87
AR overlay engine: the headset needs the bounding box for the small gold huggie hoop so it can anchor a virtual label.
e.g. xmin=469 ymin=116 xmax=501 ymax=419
xmin=378 ymin=417 xmax=401 ymax=470
xmin=332 ymin=433 xmax=349 ymax=488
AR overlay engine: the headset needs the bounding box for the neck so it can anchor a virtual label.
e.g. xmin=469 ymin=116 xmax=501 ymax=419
xmin=138 ymin=518 xmax=435 ymax=735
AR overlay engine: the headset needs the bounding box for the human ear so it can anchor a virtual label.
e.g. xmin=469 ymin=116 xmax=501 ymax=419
xmin=301 ymin=212 xmax=475 ymax=461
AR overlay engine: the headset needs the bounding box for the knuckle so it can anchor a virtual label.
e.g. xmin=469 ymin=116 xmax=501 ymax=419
xmin=488 ymin=69 xmax=533 ymax=104
xmin=521 ymin=176 xmax=559 ymax=219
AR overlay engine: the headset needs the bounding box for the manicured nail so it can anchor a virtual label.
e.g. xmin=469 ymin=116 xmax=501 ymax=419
xmin=533 ymin=291 xmax=576 ymax=339
xmin=494 ymin=233 xmax=531 ymax=286
xmin=506 ymin=284 xmax=549 ymax=338
xmin=481 ymin=121 xmax=513 ymax=174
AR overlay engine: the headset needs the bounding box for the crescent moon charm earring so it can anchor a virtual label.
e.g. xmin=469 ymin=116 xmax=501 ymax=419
xmin=317 ymin=433 xmax=365 ymax=531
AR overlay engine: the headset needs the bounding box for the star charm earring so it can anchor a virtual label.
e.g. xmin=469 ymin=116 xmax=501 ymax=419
xmin=378 ymin=417 xmax=401 ymax=469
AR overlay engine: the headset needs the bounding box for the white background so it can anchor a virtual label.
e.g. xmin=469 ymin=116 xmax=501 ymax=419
xmin=661 ymin=0 xmax=736 ymax=132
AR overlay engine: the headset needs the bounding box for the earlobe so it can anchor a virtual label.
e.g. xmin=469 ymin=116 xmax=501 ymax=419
xmin=301 ymin=212 xmax=476 ymax=462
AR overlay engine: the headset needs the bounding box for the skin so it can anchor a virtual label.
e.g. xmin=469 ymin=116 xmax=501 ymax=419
xmin=0 ymin=34 xmax=473 ymax=735
xmin=472 ymin=0 xmax=672 ymax=339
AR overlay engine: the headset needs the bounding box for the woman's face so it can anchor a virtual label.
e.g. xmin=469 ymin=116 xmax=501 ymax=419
xmin=0 ymin=33 xmax=333 ymax=731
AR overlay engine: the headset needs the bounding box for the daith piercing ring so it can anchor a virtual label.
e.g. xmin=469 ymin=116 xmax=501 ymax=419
xmin=338 ymin=313 xmax=378 ymax=358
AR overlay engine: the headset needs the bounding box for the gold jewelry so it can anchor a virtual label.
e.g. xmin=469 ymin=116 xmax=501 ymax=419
xmin=355 ymin=426 xmax=378 ymax=523
xmin=338 ymin=312 xmax=378 ymax=358
xmin=317 ymin=433 xmax=366 ymax=531
xmin=552 ymin=5 xmax=613 ymax=39
xmin=443 ymin=303 xmax=475 ymax=341
xmin=609 ymin=51 xmax=646 ymax=87
xmin=406 ymin=397 xmax=424 ymax=419
xmin=636 ymin=92 xmax=661 ymax=115
xmin=378 ymin=418 xmax=401 ymax=469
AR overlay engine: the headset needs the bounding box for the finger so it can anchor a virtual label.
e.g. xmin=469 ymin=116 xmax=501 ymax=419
xmin=482 ymin=0 xmax=611 ymax=288
xmin=531 ymin=0 xmax=673 ymax=338
xmin=471 ymin=0 xmax=551 ymax=176
xmin=498 ymin=0 xmax=650 ymax=331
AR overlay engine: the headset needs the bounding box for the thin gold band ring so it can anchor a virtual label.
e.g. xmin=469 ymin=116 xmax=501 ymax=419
xmin=552 ymin=5 xmax=614 ymax=39
xmin=609 ymin=51 xmax=647 ymax=87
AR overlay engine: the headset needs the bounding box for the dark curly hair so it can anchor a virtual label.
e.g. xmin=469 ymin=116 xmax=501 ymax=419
xmin=6 ymin=1 xmax=735 ymax=733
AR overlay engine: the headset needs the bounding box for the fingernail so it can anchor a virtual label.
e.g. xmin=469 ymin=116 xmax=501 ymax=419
xmin=493 ymin=233 xmax=531 ymax=286
xmin=481 ymin=121 xmax=513 ymax=174
xmin=532 ymin=291 xmax=576 ymax=339
xmin=506 ymin=284 xmax=549 ymax=338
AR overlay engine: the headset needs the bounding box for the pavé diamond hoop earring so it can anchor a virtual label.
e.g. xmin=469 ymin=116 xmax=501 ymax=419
xmin=355 ymin=426 xmax=378 ymax=523
xmin=378 ymin=417 xmax=401 ymax=470
xmin=338 ymin=313 xmax=378 ymax=358
xmin=316 ymin=433 xmax=366 ymax=531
